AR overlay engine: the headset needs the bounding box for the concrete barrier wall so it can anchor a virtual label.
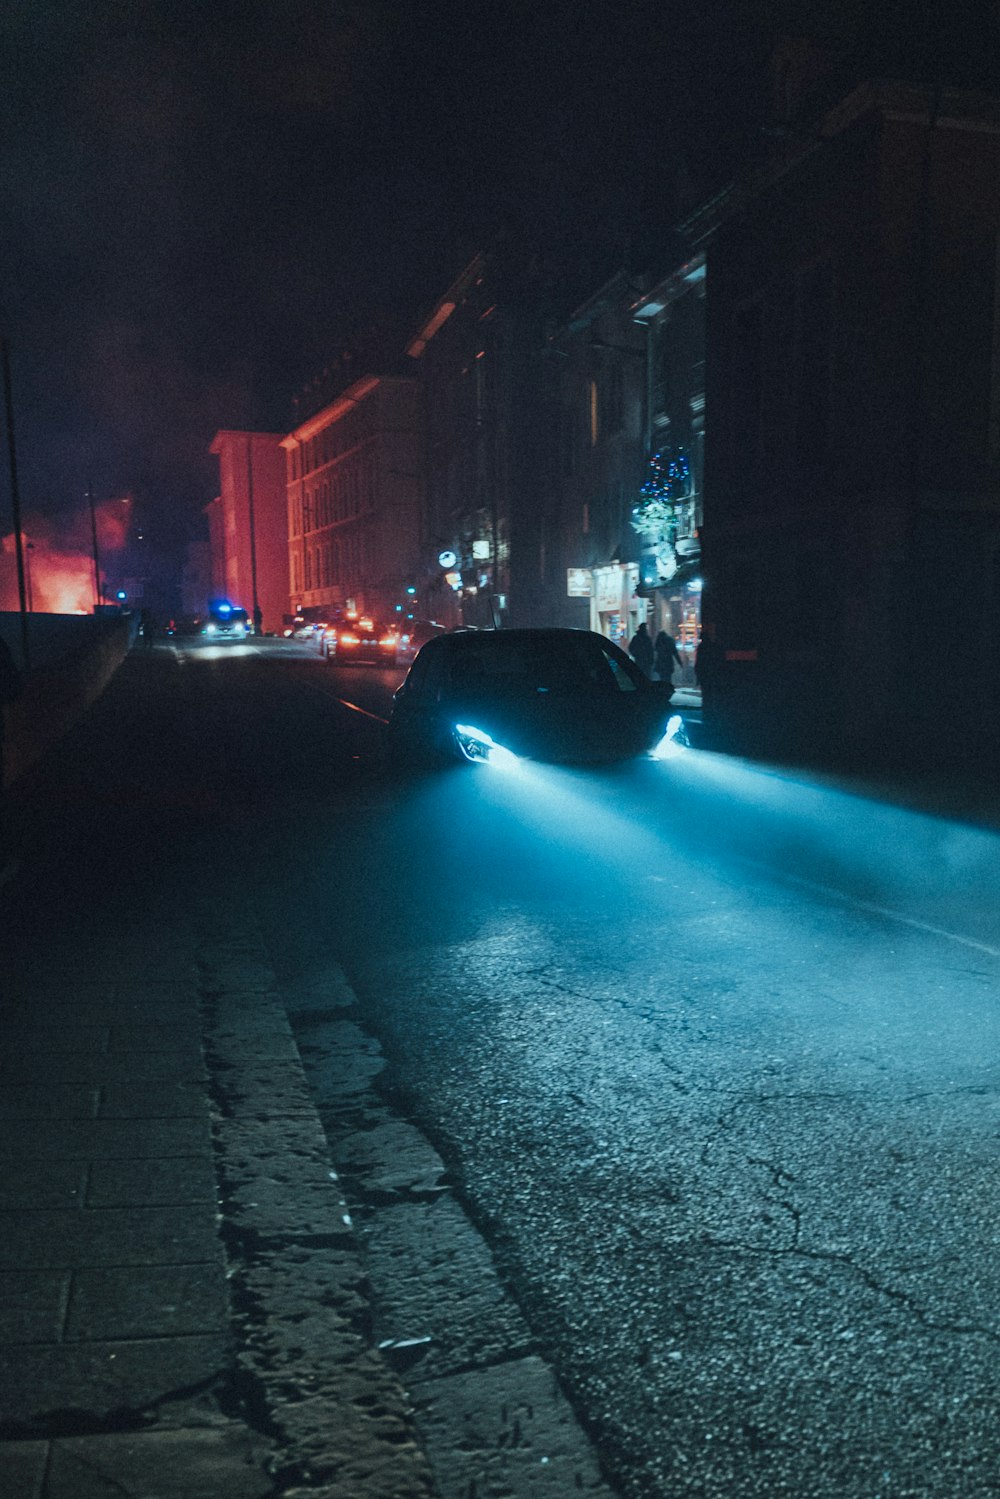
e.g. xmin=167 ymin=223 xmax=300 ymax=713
xmin=1 ymin=613 xmax=136 ymax=788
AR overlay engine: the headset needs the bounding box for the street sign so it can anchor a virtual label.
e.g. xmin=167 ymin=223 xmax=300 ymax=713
xmin=567 ymin=568 xmax=592 ymax=597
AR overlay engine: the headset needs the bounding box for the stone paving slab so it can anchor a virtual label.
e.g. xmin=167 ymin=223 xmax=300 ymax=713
xmin=3 ymin=1026 xmax=112 ymax=1054
xmin=0 ymin=1333 xmax=233 ymax=1430
xmin=0 ymin=1087 xmax=100 ymax=1121
xmin=0 ymin=1270 xmax=70 ymax=1342
xmin=0 ymin=1118 xmax=210 ymax=1161
xmin=0 ymin=1205 xmax=222 ymax=1270
xmin=97 ymin=1083 xmax=210 ymax=1119
xmin=0 ymin=1438 xmax=48 ymax=1498
xmin=0 ymin=1052 xmax=206 ymax=1086
xmin=109 ymin=1025 xmax=204 ymax=1054
xmin=86 ymin=1156 xmax=216 ymax=1208
xmin=41 ymin=1424 xmax=275 ymax=1499
xmin=0 ymin=1161 xmax=88 ymax=1210
xmin=65 ymin=1265 xmax=229 ymax=1341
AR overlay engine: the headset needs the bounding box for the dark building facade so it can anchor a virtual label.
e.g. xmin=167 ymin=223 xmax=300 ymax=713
xmin=406 ymin=251 xmax=555 ymax=630
xmin=690 ymin=78 xmax=1000 ymax=763
xmin=545 ymin=272 xmax=649 ymax=648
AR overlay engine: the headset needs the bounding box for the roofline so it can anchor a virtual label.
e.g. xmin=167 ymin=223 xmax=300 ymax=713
xmin=210 ymin=429 xmax=286 ymax=454
xmin=679 ymin=78 xmax=1000 ymax=247
xmin=280 ymin=375 xmax=383 ymax=446
xmin=406 ymin=253 xmax=488 ymax=358
xmin=629 ymin=252 xmax=706 ymax=321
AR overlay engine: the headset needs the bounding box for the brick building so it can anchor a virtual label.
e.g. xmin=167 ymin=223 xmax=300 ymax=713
xmin=281 ymin=375 xmax=422 ymax=625
xmin=208 ymin=431 xmax=288 ymax=634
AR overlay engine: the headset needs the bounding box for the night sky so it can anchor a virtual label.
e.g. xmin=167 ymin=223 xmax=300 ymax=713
xmin=1 ymin=0 xmax=993 ymax=582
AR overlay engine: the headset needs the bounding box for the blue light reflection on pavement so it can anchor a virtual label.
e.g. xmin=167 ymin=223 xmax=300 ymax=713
xmin=428 ymin=738 xmax=1000 ymax=954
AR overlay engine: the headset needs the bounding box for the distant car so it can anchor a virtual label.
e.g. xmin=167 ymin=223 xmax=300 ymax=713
xmin=201 ymin=606 xmax=251 ymax=640
xmin=387 ymin=627 xmax=678 ymax=767
xmin=395 ymin=618 xmax=446 ymax=666
xmin=325 ymin=618 xmax=400 ymax=666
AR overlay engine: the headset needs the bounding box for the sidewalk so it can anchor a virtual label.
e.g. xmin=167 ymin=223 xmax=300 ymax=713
xmin=0 ymin=654 xmax=437 ymax=1498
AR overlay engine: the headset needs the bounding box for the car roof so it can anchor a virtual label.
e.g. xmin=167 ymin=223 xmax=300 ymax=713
xmin=433 ymin=627 xmax=609 ymax=649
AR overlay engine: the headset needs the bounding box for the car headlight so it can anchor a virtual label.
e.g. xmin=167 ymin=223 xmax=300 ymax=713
xmin=454 ymin=723 xmax=519 ymax=771
xmin=204 ymin=622 xmax=217 ymax=634
xmin=650 ymin=714 xmax=689 ymax=759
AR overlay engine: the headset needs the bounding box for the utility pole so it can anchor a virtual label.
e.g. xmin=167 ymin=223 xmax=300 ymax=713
xmin=1 ymin=338 xmax=30 ymax=668
xmin=88 ymin=481 xmax=101 ymax=609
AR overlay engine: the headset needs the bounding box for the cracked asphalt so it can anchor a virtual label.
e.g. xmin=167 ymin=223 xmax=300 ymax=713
xmin=250 ymin=656 xmax=1000 ymax=1499
xmin=6 ymin=634 xmax=998 ymax=1498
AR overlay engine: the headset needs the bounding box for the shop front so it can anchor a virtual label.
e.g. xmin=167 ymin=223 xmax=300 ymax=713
xmin=590 ymin=562 xmax=645 ymax=647
xmin=650 ymin=568 xmax=702 ymax=686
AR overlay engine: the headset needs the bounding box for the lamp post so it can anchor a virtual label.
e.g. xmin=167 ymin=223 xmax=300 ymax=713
xmin=25 ymin=541 xmax=34 ymax=613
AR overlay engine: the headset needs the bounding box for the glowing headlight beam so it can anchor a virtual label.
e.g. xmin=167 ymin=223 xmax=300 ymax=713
xmin=650 ymin=713 xmax=690 ymax=760
xmin=454 ymin=723 xmax=520 ymax=771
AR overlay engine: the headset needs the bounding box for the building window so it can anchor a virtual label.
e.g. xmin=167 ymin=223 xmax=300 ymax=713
xmin=589 ymin=380 xmax=599 ymax=446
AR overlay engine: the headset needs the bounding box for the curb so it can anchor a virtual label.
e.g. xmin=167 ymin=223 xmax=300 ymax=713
xmin=195 ymin=890 xmax=438 ymax=1498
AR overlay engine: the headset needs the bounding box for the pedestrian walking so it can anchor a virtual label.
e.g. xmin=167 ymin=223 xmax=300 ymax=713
xmin=654 ymin=629 xmax=683 ymax=684
xmin=0 ymin=633 xmax=24 ymax=884
xmin=628 ymin=621 xmax=654 ymax=677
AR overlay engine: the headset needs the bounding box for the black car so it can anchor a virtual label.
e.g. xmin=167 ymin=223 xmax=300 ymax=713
xmin=388 ymin=627 xmax=678 ymax=767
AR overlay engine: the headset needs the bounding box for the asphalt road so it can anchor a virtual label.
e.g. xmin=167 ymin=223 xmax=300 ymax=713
xmin=21 ymin=636 xmax=1000 ymax=1499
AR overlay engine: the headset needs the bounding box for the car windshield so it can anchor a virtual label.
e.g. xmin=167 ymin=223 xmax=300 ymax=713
xmin=448 ymin=634 xmax=641 ymax=694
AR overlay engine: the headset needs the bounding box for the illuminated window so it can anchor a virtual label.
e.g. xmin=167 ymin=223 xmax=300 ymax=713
xmin=589 ymin=380 xmax=599 ymax=446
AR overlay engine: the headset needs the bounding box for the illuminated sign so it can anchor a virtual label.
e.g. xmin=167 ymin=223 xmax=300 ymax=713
xmin=472 ymin=539 xmax=491 ymax=560
xmin=438 ymin=550 xmax=458 ymax=568
xmin=566 ymin=568 xmax=592 ymax=598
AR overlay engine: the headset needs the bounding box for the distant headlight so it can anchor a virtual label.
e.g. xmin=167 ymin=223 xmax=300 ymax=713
xmin=454 ymin=723 xmax=520 ymax=771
